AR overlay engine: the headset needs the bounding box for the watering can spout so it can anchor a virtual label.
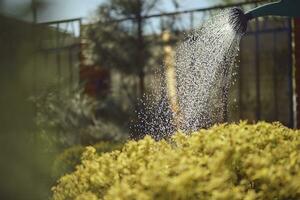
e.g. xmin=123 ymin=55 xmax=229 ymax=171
xmin=230 ymin=0 xmax=300 ymax=34
xmin=245 ymin=0 xmax=300 ymax=20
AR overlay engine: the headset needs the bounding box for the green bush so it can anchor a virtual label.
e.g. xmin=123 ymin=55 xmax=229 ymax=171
xmin=52 ymin=141 xmax=123 ymax=180
xmin=32 ymin=86 xmax=128 ymax=148
xmin=52 ymin=122 xmax=300 ymax=200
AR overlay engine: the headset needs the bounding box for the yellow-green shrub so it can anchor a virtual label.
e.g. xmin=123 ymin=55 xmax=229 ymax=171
xmin=52 ymin=122 xmax=300 ymax=200
xmin=52 ymin=142 xmax=123 ymax=179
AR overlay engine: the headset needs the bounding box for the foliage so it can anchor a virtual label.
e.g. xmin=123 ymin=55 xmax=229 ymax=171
xmin=87 ymin=0 xmax=183 ymax=72
xmin=87 ymin=0 xmax=176 ymax=74
xmin=52 ymin=122 xmax=300 ymax=200
xmin=52 ymin=145 xmax=85 ymax=180
xmin=52 ymin=141 xmax=124 ymax=180
xmin=93 ymin=141 xmax=124 ymax=152
xmin=32 ymin=86 xmax=128 ymax=147
xmin=87 ymin=0 xmax=180 ymax=97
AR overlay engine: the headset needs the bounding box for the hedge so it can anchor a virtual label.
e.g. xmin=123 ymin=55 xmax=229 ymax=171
xmin=52 ymin=122 xmax=300 ymax=200
xmin=52 ymin=141 xmax=123 ymax=179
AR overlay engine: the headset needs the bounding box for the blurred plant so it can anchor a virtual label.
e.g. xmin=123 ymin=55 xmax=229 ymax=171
xmin=31 ymin=85 xmax=128 ymax=147
xmin=87 ymin=0 xmax=179 ymax=97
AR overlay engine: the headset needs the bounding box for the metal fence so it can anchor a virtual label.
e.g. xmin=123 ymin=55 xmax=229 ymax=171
xmin=233 ymin=11 xmax=293 ymax=127
xmin=37 ymin=0 xmax=294 ymax=127
xmin=37 ymin=18 xmax=82 ymax=90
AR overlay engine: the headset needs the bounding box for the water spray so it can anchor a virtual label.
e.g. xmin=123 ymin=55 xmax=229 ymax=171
xmin=136 ymin=1 xmax=300 ymax=136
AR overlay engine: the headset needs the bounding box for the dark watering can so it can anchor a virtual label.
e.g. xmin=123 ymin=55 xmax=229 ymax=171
xmin=245 ymin=0 xmax=300 ymax=20
xmin=231 ymin=0 xmax=300 ymax=34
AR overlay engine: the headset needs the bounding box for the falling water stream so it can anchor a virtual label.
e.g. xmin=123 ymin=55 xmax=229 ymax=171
xmin=176 ymin=9 xmax=242 ymax=131
xmin=133 ymin=9 xmax=245 ymax=139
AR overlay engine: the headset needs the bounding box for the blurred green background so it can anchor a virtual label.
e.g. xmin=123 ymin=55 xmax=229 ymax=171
xmin=0 ymin=0 xmax=294 ymax=199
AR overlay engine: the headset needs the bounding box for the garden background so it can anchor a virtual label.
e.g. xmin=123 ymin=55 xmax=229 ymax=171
xmin=0 ymin=0 xmax=300 ymax=199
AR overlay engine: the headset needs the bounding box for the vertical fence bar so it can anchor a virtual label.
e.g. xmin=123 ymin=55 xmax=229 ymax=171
xmin=190 ymin=12 xmax=194 ymax=30
xmin=254 ymin=7 xmax=261 ymax=121
xmin=79 ymin=18 xmax=82 ymax=38
xmin=294 ymin=18 xmax=300 ymax=128
xmin=272 ymin=32 xmax=278 ymax=120
xmin=56 ymin=23 xmax=61 ymax=87
xmin=77 ymin=18 xmax=82 ymax=87
xmin=287 ymin=18 xmax=294 ymax=128
xmin=69 ymin=48 xmax=73 ymax=90
xmin=238 ymin=41 xmax=243 ymax=119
